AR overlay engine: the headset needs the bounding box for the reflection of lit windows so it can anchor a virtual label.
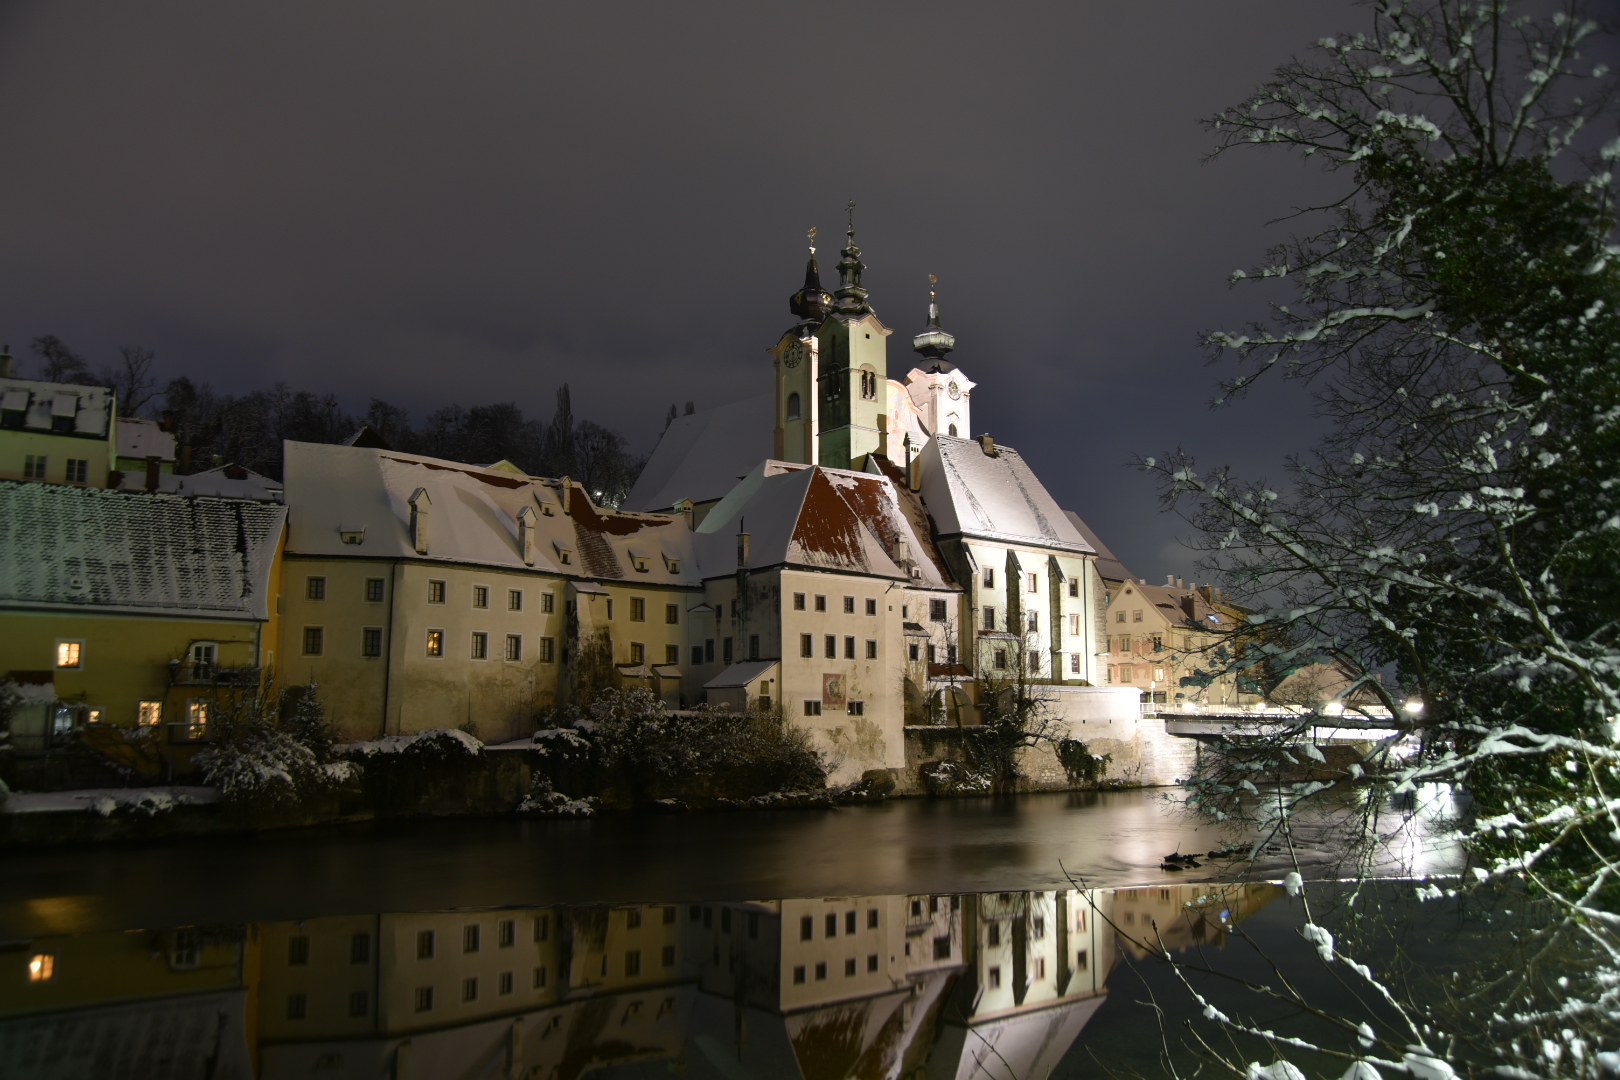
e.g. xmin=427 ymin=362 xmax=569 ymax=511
xmin=498 ymin=972 xmax=514 ymax=995
xmin=462 ymin=977 xmax=478 ymax=1002
xmin=533 ymin=966 xmax=547 ymax=988
xmin=662 ymin=945 xmax=676 ymax=967
xmin=498 ymin=920 xmax=515 ymax=948
xmin=625 ymin=950 xmax=641 ymax=976
xmin=349 ymin=990 xmax=369 ymax=1016
xmin=286 ymin=994 xmax=307 ymax=1019
xmin=138 ymin=701 xmax=163 ymax=726
xmin=28 ymin=954 xmax=54 ymax=982
xmin=414 ymin=987 xmax=433 ymax=1012
xmin=56 ymin=641 xmax=82 ymax=668
xmin=417 ymin=931 xmax=434 ymax=959
xmin=288 ymin=936 xmax=310 ymax=965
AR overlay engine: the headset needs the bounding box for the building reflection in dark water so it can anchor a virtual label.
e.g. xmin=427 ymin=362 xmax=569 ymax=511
xmin=0 ymin=882 xmax=1285 ymax=1079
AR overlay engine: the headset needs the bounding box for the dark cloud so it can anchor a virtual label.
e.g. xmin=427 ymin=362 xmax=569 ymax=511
xmin=0 ymin=1 xmax=1380 ymax=578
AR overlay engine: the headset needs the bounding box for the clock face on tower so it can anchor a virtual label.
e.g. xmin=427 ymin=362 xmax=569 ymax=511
xmin=783 ymin=343 xmax=802 ymax=369
xmin=947 ymin=380 xmax=961 ymax=400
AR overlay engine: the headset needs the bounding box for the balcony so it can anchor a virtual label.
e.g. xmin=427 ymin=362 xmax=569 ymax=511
xmin=166 ymin=660 xmax=261 ymax=688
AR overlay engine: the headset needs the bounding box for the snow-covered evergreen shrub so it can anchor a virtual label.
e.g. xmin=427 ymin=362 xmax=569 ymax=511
xmin=195 ymin=679 xmax=356 ymax=811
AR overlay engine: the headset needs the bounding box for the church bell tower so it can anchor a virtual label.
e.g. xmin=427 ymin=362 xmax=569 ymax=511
xmin=769 ymin=229 xmax=831 ymax=465
xmin=811 ymin=204 xmax=891 ymax=470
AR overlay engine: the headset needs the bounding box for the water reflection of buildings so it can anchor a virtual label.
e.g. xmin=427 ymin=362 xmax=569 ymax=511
xmin=0 ymin=884 xmax=1283 ymax=1080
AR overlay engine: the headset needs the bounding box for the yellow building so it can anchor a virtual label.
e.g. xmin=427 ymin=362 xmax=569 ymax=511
xmin=0 ymin=479 xmax=285 ymax=775
xmin=0 ymin=368 xmax=117 ymax=488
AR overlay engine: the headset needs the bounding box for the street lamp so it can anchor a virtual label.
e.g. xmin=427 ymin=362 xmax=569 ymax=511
xmin=1404 ymin=699 xmax=1424 ymax=715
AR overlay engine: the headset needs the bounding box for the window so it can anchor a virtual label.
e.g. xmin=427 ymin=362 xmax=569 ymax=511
xmin=414 ymin=986 xmax=434 ymax=1012
xmin=748 ymin=635 xmax=759 ymax=660
xmin=793 ymin=965 xmax=806 ymax=984
xmin=865 ymin=639 xmax=877 ymax=659
xmin=793 ymin=592 xmax=806 ymax=610
xmin=803 ymin=700 xmax=822 ymax=716
xmin=1076 ymin=949 xmax=1088 ymax=971
xmin=1115 ymin=610 xmax=1126 ymax=623
xmin=55 ymin=640 xmax=82 ymax=669
xmin=1070 ymin=614 xmax=1081 ymax=636
xmin=27 ymin=953 xmax=54 ymax=982
xmin=534 ymin=914 xmax=550 ymax=942
xmin=462 ymin=977 xmax=478 ymax=1002
xmin=426 ymin=629 xmax=444 ymax=657
xmin=801 ymin=916 xmax=814 ymax=941
xmin=463 ymin=924 xmax=480 ymax=953
xmin=505 ymin=634 xmax=522 ymax=662
xmin=723 ymin=637 xmax=733 ymax=664
xmin=814 ymin=594 xmax=826 ymax=612
xmin=929 ymin=599 xmax=947 ymax=622
xmin=417 ymin=930 xmax=435 ymax=958
xmin=428 ymin=580 xmax=446 ymax=604
xmin=287 ymin=993 xmax=307 ymax=1019
xmin=534 ymin=966 xmax=547 ymax=988
xmin=351 ymin=933 xmax=371 ymax=963
xmin=1033 ymin=915 xmax=1045 ymax=939
xmin=1119 ymin=636 xmax=1131 ymax=653
xmin=1119 ymin=664 xmax=1133 ymax=683
xmin=843 ymin=596 xmax=855 ymax=614
xmin=815 ymin=962 xmax=827 ymax=980
xmin=1069 ymin=579 xmax=1080 ymax=597
xmin=844 ymin=957 xmax=857 ymax=976
xmin=994 ymin=648 xmax=1007 ymax=669
xmin=539 ymin=637 xmax=555 ymax=662
xmin=983 ymin=606 xmax=996 ymax=629
xmin=470 ymin=632 xmax=488 ymax=659
xmin=825 ymin=913 xmax=838 ymax=937
xmin=349 ymin=990 xmax=369 ymax=1016
xmin=630 ymin=642 xmax=645 ymax=664
xmin=1027 ymin=611 xmax=1039 ymax=631
xmin=288 ymin=936 xmax=310 ymax=965
xmin=353 ymin=626 xmax=381 ymax=658
xmin=786 ymin=391 xmax=801 ymax=420
xmin=663 ymin=603 xmax=679 ymax=625
xmin=1152 ymin=635 xmax=1163 ymax=652
xmin=1071 ymin=654 xmax=1081 ymax=673
xmin=909 ymin=643 xmax=919 ymax=661
xmin=705 ymin=639 xmax=715 ymax=662
xmin=661 ymin=944 xmax=677 ymax=967
xmin=302 ymin=627 xmax=324 ymax=656
xmin=1026 ymin=573 xmax=1037 ymax=592
xmin=927 ymin=644 xmax=936 ymax=663
xmin=848 ymin=700 xmax=864 ymax=715
xmin=1133 ymin=610 xmax=1143 ymax=622
xmin=824 ymin=635 xmax=836 ymax=659
xmin=625 ymin=950 xmax=642 ymax=976
xmin=23 ymin=454 xmax=46 ymax=479
xmin=982 ymin=567 xmax=995 ymax=588
xmin=1029 ymin=650 xmax=1041 ymax=671
xmin=1154 ymin=667 xmax=1165 ymax=681
xmin=933 ymin=936 xmax=951 ymax=960
xmin=865 ymin=598 xmax=877 ymax=616
xmin=138 ymin=700 xmax=163 ymax=726
xmin=499 ymin=588 xmax=518 ymax=612
xmin=800 ymin=633 xmax=813 ymax=658
xmin=306 ymin=576 xmax=326 ymax=600
xmin=843 ymin=636 xmax=855 ymax=659
xmin=185 ymin=700 xmax=210 ymax=737
xmin=630 ymin=598 xmax=646 ymax=621
xmin=692 ymin=645 xmax=704 ymax=665
xmin=542 ymin=592 xmax=555 ymax=613
xmin=989 ymin=966 xmax=1002 ymax=988
xmin=366 ymin=578 xmax=385 ymax=602
xmin=1034 ymin=957 xmax=1047 ymax=980
xmin=664 ymin=644 xmax=679 ymax=665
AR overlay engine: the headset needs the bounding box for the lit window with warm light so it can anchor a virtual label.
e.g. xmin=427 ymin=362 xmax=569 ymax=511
xmin=56 ymin=641 xmax=82 ymax=668
xmin=28 ymin=954 xmax=54 ymax=982
xmin=138 ymin=700 xmax=163 ymax=726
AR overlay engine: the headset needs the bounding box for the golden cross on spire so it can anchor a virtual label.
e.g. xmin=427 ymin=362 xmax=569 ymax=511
xmin=846 ymin=200 xmax=856 ymax=237
xmin=807 ymin=226 xmax=817 ymax=255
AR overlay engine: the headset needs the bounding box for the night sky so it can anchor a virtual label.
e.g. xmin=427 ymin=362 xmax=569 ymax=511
xmin=0 ymin=1 xmax=1368 ymax=580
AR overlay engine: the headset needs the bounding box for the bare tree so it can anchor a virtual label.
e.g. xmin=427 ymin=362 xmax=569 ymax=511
xmin=108 ymin=346 xmax=156 ymax=417
xmin=30 ymin=335 xmax=90 ymax=384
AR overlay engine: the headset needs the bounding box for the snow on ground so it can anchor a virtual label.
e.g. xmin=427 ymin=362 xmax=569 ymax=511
xmin=2 ymin=787 xmax=219 ymax=815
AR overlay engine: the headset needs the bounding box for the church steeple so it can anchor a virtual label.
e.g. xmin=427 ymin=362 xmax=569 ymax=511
xmin=833 ymin=201 xmax=872 ymax=317
xmin=790 ymin=227 xmax=831 ymax=323
xmin=912 ymin=274 xmax=956 ymax=371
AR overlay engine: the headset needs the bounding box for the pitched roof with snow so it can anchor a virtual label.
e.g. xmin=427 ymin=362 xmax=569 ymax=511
xmin=1063 ymin=511 xmax=1134 ymax=582
xmin=623 ymin=395 xmax=774 ymax=512
xmin=283 ymin=441 xmax=700 ymax=585
xmin=114 ymin=417 xmax=176 ymax=462
xmin=0 ymin=479 xmax=285 ymax=620
xmin=693 ymin=460 xmax=955 ymax=587
xmin=917 ymin=435 xmax=1095 ymax=554
xmin=0 ymin=377 xmax=113 ymax=438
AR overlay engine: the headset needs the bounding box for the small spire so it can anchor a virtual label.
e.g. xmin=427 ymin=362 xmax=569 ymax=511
xmin=834 ymin=200 xmax=872 ymax=316
xmin=912 ymin=273 xmax=956 ymax=367
xmin=789 ymin=225 xmax=831 ymax=323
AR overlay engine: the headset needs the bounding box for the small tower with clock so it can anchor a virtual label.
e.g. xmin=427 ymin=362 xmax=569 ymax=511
xmin=769 ymin=230 xmax=831 ymax=464
xmin=904 ymin=279 xmax=974 ymax=440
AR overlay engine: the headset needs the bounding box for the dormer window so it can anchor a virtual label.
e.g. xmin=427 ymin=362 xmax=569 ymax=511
xmin=664 ymin=554 xmax=681 ymax=574
xmin=554 ymin=542 xmax=573 ymax=566
xmin=629 ymin=550 xmax=650 ymax=573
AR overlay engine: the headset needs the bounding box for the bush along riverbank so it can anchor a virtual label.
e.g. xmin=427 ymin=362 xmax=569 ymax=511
xmin=1 ymin=685 xmax=1142 ymax=846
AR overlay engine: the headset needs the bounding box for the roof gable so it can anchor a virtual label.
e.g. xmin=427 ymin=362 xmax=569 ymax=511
xmin=919 ymin=435 xmax=1093 ymax=553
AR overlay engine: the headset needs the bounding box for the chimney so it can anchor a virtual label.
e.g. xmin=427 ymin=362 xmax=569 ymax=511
xmin=0 ymin=344 xmax=11 ymax=378
xmin=1166 ymin=574 xmax=1175 ymax=586
xmin=736 ymin=519 xmax=750 ymax=568
xmin=409 ymin=487 xmax=431 ymax=554
xmin=978 ymin=434 xmax=996 ymax=457
xmin=145 ymin=455 xmax=161 ymax=492
xmin=894 ymin=535 xmax=910 ymax=566
xmin=677 ymin=497 xmax=695 ymax=531
xmin=517 ymin=505 xmax=537 ymax=566
xmin=684 ymin=401 xmax=694 ymax=415
xmin=560 ymin=477 xmax=571 ymax=515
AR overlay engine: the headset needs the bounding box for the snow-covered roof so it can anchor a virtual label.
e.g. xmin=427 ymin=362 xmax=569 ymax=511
xmin=115 ymin=463 xmax=284 ymax=502
xmin=1064 ymin=511 xmax=1134 ymax=582
xmin=624 ymin=395 xmax=774 ymax=512
xmin=114 ymin=417 xmax=176 ymax=462
xmin=703 ymin=659 xmax=779 ymax=689
xmin=0 ymin=377 xmax=113 ymax=438
xmin=693 ymin=460 xmax=955 ymax=587
xmin=918 ymin=435 xmax=1094 ymax=554
xmin=0 ymin=479 xmax=285 ymax=620
xmin=283 ymin=441 xmax=700 ymax=585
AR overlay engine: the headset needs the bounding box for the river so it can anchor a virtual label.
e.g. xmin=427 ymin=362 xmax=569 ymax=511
xmin=0 ymin=790 xmax=1479 ymax=1079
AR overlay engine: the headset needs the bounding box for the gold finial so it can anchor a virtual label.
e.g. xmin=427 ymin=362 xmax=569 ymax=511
xmin=846 ymin=200 xmax=856 ymax=237
xmin=928 ymin=272 xmax=937 ymax=300
xmin=807 ymin=225 xmax=817 ymax=255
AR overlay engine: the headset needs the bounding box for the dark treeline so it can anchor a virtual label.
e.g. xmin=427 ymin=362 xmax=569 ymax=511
xmin=20 ymin=336 xmax=649 ymax=506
